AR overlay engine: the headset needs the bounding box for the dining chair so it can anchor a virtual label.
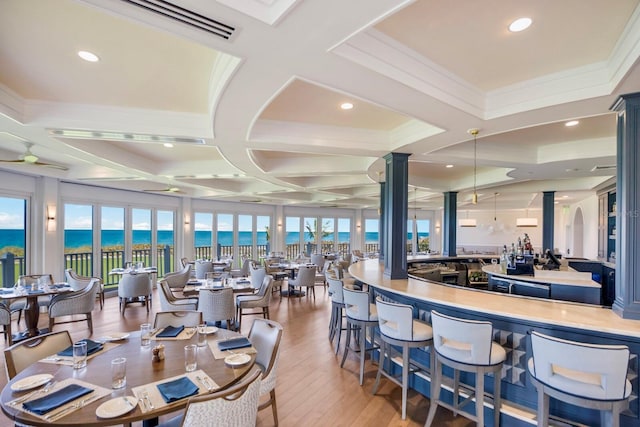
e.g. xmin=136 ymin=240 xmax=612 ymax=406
xmin=118 ymin=272 xmax=153 ymax=315
xmin=0 ymin=304 xmax=12 ymax=346
xmin=198 ymin=287 xmax=237 ymax=331
xmin=230 ymin=257 xmax=254 ymax=278
xmin=425 ymin=310 xmax=506 ymax=427
xmin=528 ymin=330 xmax=632 ymax=427
xmin=65 ymin=268 xmax=105 ymax=310
xmin=4 ymin=330 xmax=72 ymax=379
xmin=264 ymin=263 xmax=287 ymax=296
xmin=236 ymin=276 xmax=274 ymax=331
xmin=157 ymin=367 xmax=262 ymax=427
xmin=248 ymin=318 xmax=284 ymax=426
xmin=153 ymin=310 xmax=203 ymax=329
xmin=163 ymin=264 xmax=192 ymax=290
xmin=195 ymin=260 xmax=213 ymax=280
xmin=287 ymin=265 xmax=316 ymax=298
xmin=249 ymin=265 xmax=267 ymax=289
xmin=158 ymin=280 xmax=198 ymax=312
xmin=48 ymin=278 xmax=99 ymax=334
xmin=326 ymin=276 xmax=346 ymax=354
xmin=310 ymin=253 xmax=325 ymax=272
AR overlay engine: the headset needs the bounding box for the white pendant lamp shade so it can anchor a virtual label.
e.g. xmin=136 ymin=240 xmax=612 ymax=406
xmin=516 ymin=217 xmax=538 ymax=227
xmin=460 ymin=218 xmax=477 ymax=227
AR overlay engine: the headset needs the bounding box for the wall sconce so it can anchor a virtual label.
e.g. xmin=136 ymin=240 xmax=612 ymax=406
xmin=356 ymin=224 xmax=361 ymax=229
xmin=46 ymin=205 xmax=56 ymax=232
xmin=277 ymin=223 xmax=282 ymax=228
xmin=184 ymin=214 xmax=190 ymax=226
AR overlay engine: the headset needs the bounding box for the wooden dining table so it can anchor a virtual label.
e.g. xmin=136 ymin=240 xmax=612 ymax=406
xmin=0 ymin=328 xmax=256 ymax=426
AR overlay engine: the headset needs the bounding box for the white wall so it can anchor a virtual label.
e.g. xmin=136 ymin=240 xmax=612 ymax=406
xmin=561 ymin=195 xmax=599 ymax=259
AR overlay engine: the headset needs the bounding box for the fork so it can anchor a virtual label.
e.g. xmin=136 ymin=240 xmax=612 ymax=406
xmin=44 ymin=393 xmax=99 ymax=421
xmin=11 ymin=380 xmax=57 ymax=405
xmin=142 ymin=391 xmax=154 ymax=410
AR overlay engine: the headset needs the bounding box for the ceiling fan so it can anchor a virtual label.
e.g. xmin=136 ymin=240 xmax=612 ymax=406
xmin=0 ymin=142 xmax=68 ymax=170
xmin=143 ymin=186 xmax=183 ymax=194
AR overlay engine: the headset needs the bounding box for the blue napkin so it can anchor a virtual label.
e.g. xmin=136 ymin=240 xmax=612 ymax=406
xmin=157 ymin=377 xmax=199 ymax=403
xmin=0 ymin=288 xmax=13 ymax=294
xmin=218 ymin=337 xmax=252 ymax=351
xmin=236 ymin=279 xmax=250 ymax=284
xmin=57 ymin=339 xmax=103 ymax=357
xmin=23 ymin=384 xmax=92 ymax=415
xmin=27 ymin=290 xmax=44 ymax=295
xmin=156 ymin=325 xmax=185 ymax=338
xmin=49 ymin=284 xmax=69 ymax=289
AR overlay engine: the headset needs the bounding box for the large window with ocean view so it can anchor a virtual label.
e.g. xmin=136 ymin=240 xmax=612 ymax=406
xmin=157 ymin=210 xmax=174 ymax=275
xmin=64 ymin=203 xmax=93 ymax=277
xmin=0 ymin=196 xmax=27 ymax=287
xmin=194 ymin=212 xmax=213 ymax=260
xmin=132 ymin=208 xmax=151 ymax=267
xmin=416 ymin=219 xmax=430 ymax=253
xmin=256 ymin=215 xmax=270 ymax=258
xmin=303 ymin=217 xmax=316 ymax=255
xmin=217 ymin=213 xmax=233 ymax=259
xmin=337 ymin=218 xmax=350 ymax=255
xmin=285 ymin=216 xmax=300 ymax=259
xmin=237 ymin=214 xmax=252 ymax=259
xmin=321 ymin=217 xmax=334 ymax=253
xmin=101 ymin=206 xmax=124 ymax=286
xmin=364 ymin=218 xmax=379 ymax=254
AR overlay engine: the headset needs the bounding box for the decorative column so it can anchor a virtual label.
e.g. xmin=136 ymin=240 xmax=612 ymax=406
xmin=383 ymin=153 xmax=410 ymax=279
xmin=378 ymin=180 xmax=386 ymax=263
xmin=442 ymin=192 xmax=457 ymax=257
xmin=611 ymin=92 xmax=640 ymax=320
xmin=542 ymin=191 xmax=555 ymax=254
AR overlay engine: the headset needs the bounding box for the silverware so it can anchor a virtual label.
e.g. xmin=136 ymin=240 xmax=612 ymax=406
xmin=142 ymin=391 xmax=154 ymax=410
xmin=44 ymin=392 xmax=100 ymax=422
xmin=196 ymin=375 xmax=213 ymax=392
xmin=10 ymin=380 xmax=57 ymax=405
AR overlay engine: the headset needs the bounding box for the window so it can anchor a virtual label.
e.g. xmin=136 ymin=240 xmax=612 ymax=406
xmin=0 ymin=196 xmax=27 ymax=286
xmin=194 ymin=212 xmax=213 ymax=260
xmin=416 ymin=219 xmax=430 ymax=253
xmin=101 ymin=206 xmax=124 ymax=286
xmin=157 ymin=210 xmax=174 ymax=275
xmin=217 ymin=213 xmax=233 ymax=259
xmin=132 ymin=208 xmax=151 ymax=267
xmin=337 ymin=218 xmax=351 ymax=255
xmin=364 ymin=218 xmax=379 ymax=253
xmin=321 ymin=217 xmax=335 ymax=253
xmin=256 ymin=215 xmax=270 ymax=258
xmin=64 ymin=204 xmax=93 ymax=276
xmin=285 ymin=216 xmax=300 ymax=259
xmin=237 ymin=214 xmax=253 ymax=259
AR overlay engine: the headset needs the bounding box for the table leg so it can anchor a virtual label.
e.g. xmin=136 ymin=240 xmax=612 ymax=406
xmin=13 ymin=295 xmax=44 ymax=342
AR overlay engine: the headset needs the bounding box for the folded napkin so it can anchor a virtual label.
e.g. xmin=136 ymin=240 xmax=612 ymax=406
xmin=27 ymin=290 xmax=45 ymax=295
xmin=57 ymin=339 xmax=103 ymax=357
xmin=49 ymin=284 xmax=69 ymax=289
xmin=157 ymin=377 xmax=199 ymax=403
xmin=156 ymin=325 xmax=185 ymax=338
xmin=0 ymin=288 xmax=13 ymax=294
xmin=187 ymin=280 xmax=200 ymax=285
xmin=218 ymin=337 xmax=252 ymax=351
xmin=23 ymin=384 xmax=92 ymax=415
xmin=236 ymin=279 xmax=250 ymax=284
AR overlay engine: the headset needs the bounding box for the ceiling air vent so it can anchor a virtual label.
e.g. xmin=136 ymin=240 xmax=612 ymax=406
xmin=590 ymin=165 xmax=616 ymax=172
xmin=120 ymin=0 xmax=237 ymax=41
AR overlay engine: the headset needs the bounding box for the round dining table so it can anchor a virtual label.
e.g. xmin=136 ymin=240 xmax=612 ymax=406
xmin=0 ymin=328 xmax=255 ymax=426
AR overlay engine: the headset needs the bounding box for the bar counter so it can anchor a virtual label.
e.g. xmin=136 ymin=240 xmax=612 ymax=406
xmin=349 ymin=259 xmax=640 ymax=426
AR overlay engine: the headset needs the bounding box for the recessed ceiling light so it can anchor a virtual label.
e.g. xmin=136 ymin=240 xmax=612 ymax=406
xmin=445 ymin=164 xmax=454 ymax=168
xmin=163 ymin=143 xmax=174 ymax=148
xmin=78 ymin=50 xmax=99 ymax=62
xmin=565 ymin=120 xmax=579 ymax=127
xmin=509 ymin=17 xmax=532 ymax=32
xmin=340 ymin=102 xmax=354 ymax=110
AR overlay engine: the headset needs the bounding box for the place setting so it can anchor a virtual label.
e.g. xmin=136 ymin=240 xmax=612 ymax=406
xmin=148 ymin=324 xmax=197 ymax=341
xmin=209 ymin=335 xmax=257 ymax=361
xmin=39 ymin=338 xmax=120 ymax=366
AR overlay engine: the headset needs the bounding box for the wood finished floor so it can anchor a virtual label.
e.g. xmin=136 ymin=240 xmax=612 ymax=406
xmin=0 ymin=288 xmax=472 ymax=427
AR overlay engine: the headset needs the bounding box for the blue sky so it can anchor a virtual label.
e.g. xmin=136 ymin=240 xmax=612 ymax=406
xmin=0 ymin=197 xmax=25 ymax=229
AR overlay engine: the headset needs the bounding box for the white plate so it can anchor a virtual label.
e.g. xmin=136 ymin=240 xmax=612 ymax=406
xmin=203 ymin=326 xmax=218 ymax=334
xmin=96 ymin=396 xmax=137 ymax=419
xmin=224 ymin=353 xmax=251 ymax=367
xmin=103 ymin=332 xmax=130 ymax=341
xmin=11 ymin=374 xmax=53 ymax=391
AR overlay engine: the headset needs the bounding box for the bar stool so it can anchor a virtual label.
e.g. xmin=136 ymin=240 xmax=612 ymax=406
xmin=528 ymin=330 xmax=631 ymax=427
xmin=327 ymin=276 xmax=346 ymax=354
xmin=425 ymin=310 xmax=506 ymax=427
xmin=372 ymin=297 xmax=433 ymax=420
xmin=340 ymin=287 xmax=379 ymax=385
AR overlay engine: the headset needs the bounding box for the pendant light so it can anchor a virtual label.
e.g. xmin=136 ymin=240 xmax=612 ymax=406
xmin=460 ymin=211 xmax=477 ymax=227
xmin=469 ymin=128 xmax=479 ymax=204
xmin=517 ymin=208 xmax=538 ymax=227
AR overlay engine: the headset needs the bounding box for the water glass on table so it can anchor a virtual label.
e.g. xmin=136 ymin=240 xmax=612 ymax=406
xmin=111 ymin=357 xmax=127 ymax=389
xmin=140 ymin=323 xmax=152 ymax=347
xmin=73 ymin=341 xmax=87 ymax=369
xmin=184 ymin=344 xmax=197 ymax=372
xmin=197 ymin=324 xmax=208 ymax=347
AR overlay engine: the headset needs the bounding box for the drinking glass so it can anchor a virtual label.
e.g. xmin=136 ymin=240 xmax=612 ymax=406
xmin=140 ymin=323 xmax=152 ymax=347
xmin=73 ymin=341 xmax=87 ymax=369
xmin=197 ymin=324 xmax=207 ymax=347
xmin=111 ymin=357 xmax=127 ymax=389
xmin=491 ymin=258 xmax=498 ymax=266
xmin=184 ymin=344 xmax=197 ymax=372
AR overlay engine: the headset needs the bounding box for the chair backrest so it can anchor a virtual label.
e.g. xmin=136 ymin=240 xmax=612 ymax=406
xmin=154 ymin=310 xmax=203 ymax=329
xmin=118 ymin=272 xmax=152 ymax=298
xmin=158 ymin=280 xmax=195 ymax=311
xmin=195 ymin=260 xmax=213 ymax=279
xmin=65 ymin=268 xmax=92 ymax=291
xmin=181 ymin=257 xmax=190 ymax=268
xmin=199 ymin=287 xmax=235 ymax=323
xmin=248 ymin=319 xmax=283 ymax=391
xmin=343 ymin=287 xmax=375 ymax=321
xmin=530 ymin=330 xmax=630 ymax=400
xmin=255 ymin=276 xmax=274 ymax=298
xmin=4 ymin=331 xmax=72 ymax=379
xmin=291 ymin=265 xmax=316 ymax=287
xmin=430 ymin=310 xmax=494 ymax=365
xmin=164 ymin=264 xmax=192 ymax=288
xmin=375 ymin=297 xmax=416 ymax=341
xmin=250 ymin=266 xmax=267 ymax=289
xmin=240 ymin=259 xmax=255 ymax=277
xmin=326 ymin=277 xmax=344 ymax=304
xmin=181 ymin=367 xmax=262 ymax=427
xmin=310 ymin=253 xmax=325 ymax=271
xmin=0 ymin=304 xmax=10 ymax=325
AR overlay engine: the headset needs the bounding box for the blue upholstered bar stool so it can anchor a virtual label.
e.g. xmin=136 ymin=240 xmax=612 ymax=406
xmin=528 ymin=331 xmax=632 ymax=427
xmin=372 ymin=297 xmax=433 ymax=420
xmin=425 ymin=310 xmax=506 ymax=427
xmin=340 ymin=287 xmax=379 ymax=385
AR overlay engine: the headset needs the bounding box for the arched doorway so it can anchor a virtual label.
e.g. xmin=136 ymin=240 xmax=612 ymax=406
xmin=572 ymin=207 xmax=584 ymax=258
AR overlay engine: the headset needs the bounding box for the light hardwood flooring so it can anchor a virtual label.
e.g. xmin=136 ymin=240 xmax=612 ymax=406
xmin=0 ymin=287 xmax=472 ymax=427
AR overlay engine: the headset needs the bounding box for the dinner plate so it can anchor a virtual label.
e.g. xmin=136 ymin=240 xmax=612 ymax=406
xmin=103 ymin=332 xmax=130 ymax=341
xmin=203 ymin=326 xmax=218 ymax=334
xmin=96 ymin=396 xmax=137 ymax=418
xmin=224 ymin=353 xmax=251 ymax=367
xmin=11 ymin=374 xmax=53 ymax=391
